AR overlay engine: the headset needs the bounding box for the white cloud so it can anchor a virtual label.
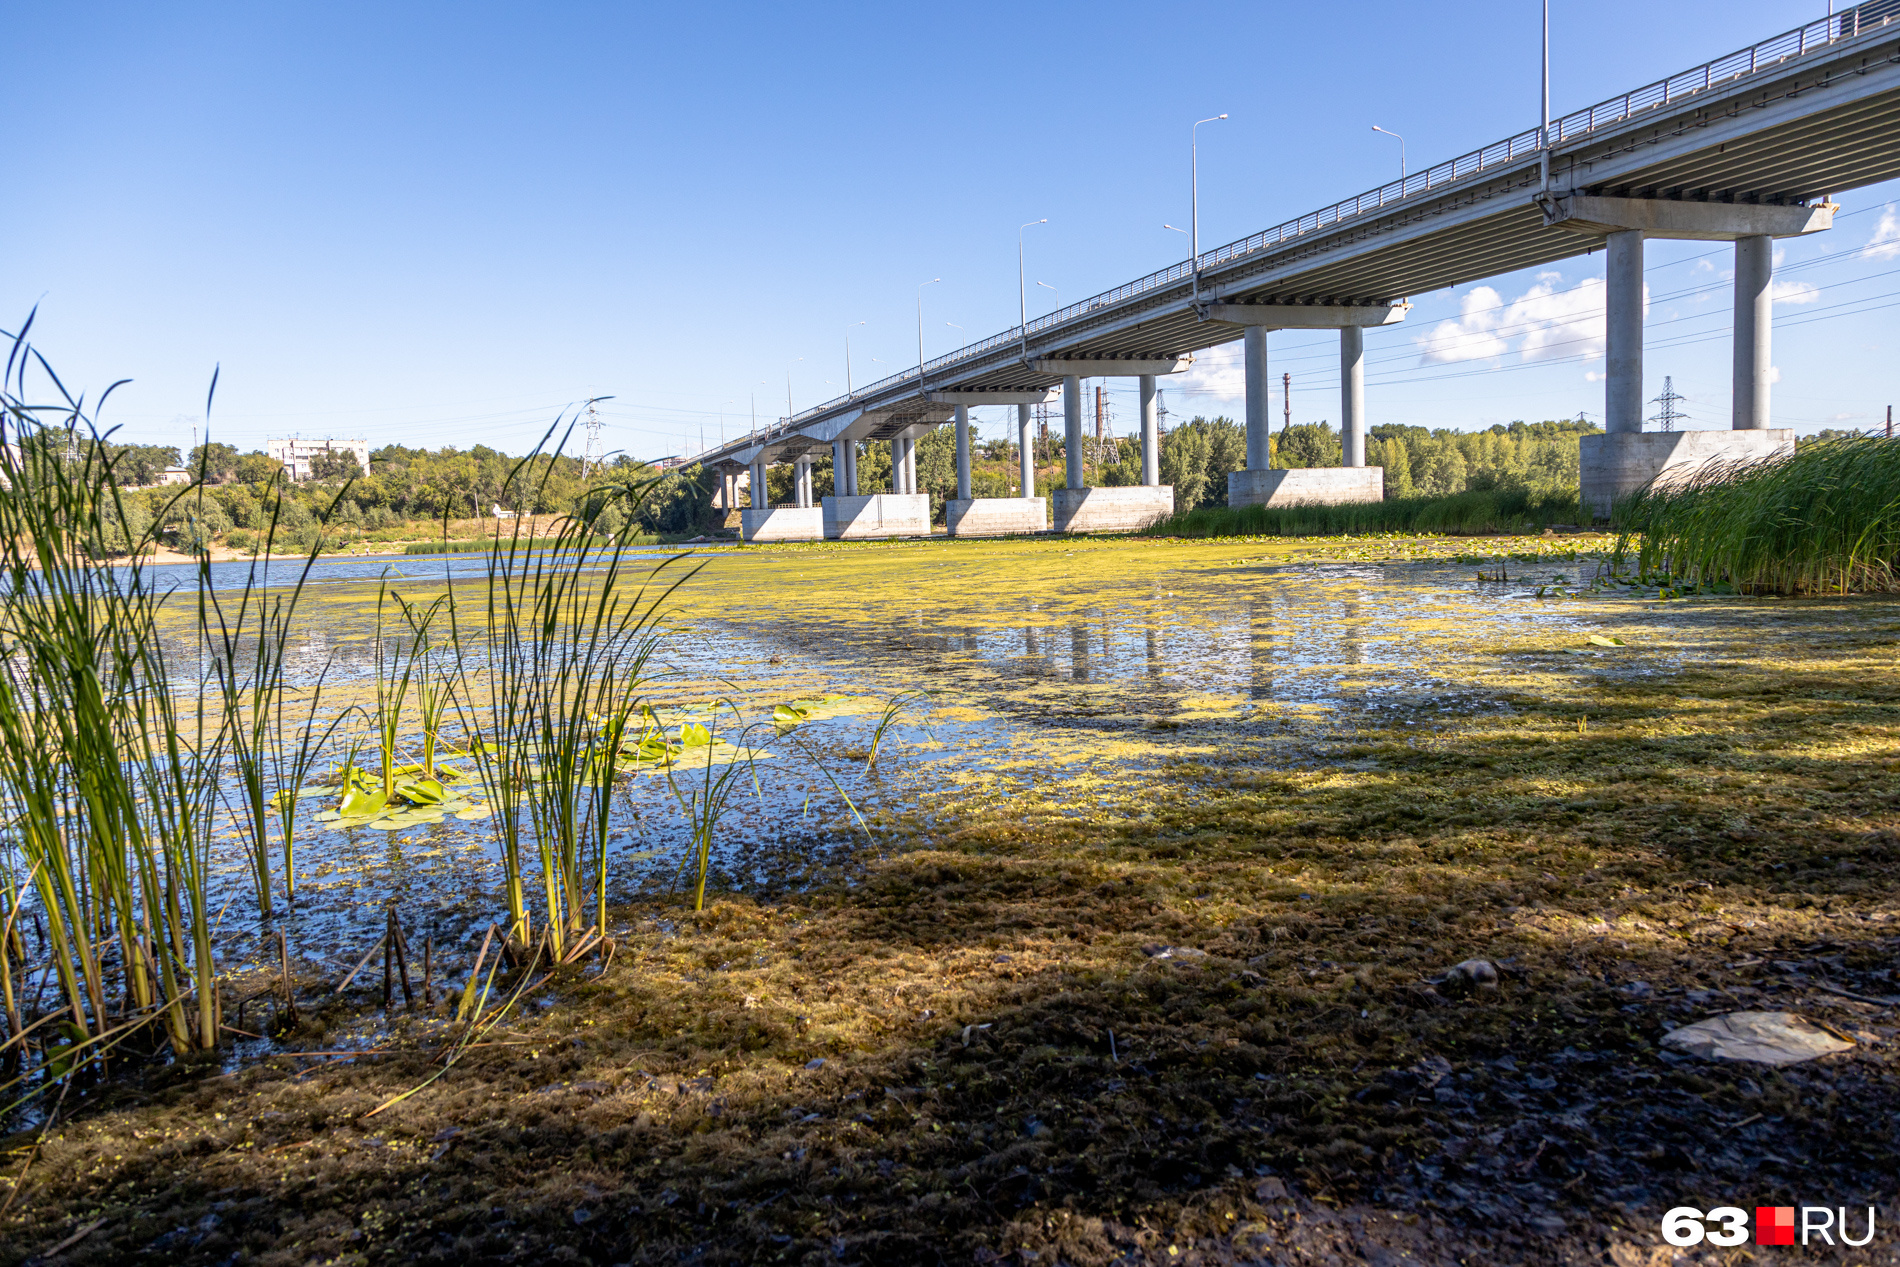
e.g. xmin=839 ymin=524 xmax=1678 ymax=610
xmin=1766 ymin=366 xmax=1782 ymax=384
xmin=1417 ymin=286 xmax=1511 ymax=364
xmin=1866 ymin=204 xmax=1900 ymax=260
xmin=1415 ymin=272 xmax=1629 ymax=366
xmin=1171 ymin=337 xmax=1246 ymax=406
xmin=1771 ymin=279 xmax=1820 ymax=305
xmin=1827 ymin=412 xmax=1869 ymax=423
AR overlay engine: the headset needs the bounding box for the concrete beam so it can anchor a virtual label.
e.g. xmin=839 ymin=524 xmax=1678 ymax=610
xmin=1205 ymin=303 xmax=1408 ymax=329
xmin=925 ymin=389 xmax=1059 ymax=406
xmin=1543 ymin=195 xmax=1834 ymax=241
xmin=1032 ymin=356 xmax=1192 ymax=376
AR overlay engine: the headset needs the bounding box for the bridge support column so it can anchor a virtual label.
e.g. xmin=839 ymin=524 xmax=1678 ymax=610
xmin=1063 ymin=375 xmax=1083 ymax=489
xmin=749 ymin=459 xmax=768 ymax=508
xmin=955 ymin=406 xmax=972 ymax=502
xmin=1017 ymin=403 xmax=1035 ymax=498
xmin=1244 ymin=326 xmax=1270 ymax=469
xmin=903 ymin=435 xmax=917 ymax=494
xmin=1605 ymin=229 xmax=1645 ymax=435
xmin=1733 ymin=235 xmax=1773 ymax=430
xmin=1139 ymin=375 xmax=1159 ymax=486
xmin=793 ymin=456 xmax=812 ymax=508
xmin=721 ymin=468 xmax=739 ymax=512
xmin=1545 ymin=196 xmax=1831 ymax=516
xmin=1339 ymin=327 xmax=1365 ymax=468
xmin=890 ymin=438 xmax=904 ymax=493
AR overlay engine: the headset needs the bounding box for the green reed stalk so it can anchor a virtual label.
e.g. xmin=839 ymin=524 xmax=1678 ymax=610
xmin=1612 ymin=435 xmax=1900 ymax=595
xmin=203 ymin=479 xmax=332 ymax=916
xmin=398 ymin=593 xmax=453 ymax=778
xmin=0 ymin=324 xmax=229 ymax=1071
xmin=448 ymin=428 xmax=692 ymax=954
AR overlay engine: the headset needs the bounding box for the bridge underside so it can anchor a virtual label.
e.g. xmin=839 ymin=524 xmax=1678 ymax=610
xmin=700 ymin=11 xmax=1900 ymax=471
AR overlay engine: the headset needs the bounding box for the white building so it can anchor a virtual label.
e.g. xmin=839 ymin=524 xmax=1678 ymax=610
xmin=268 ymin=437 xmax=371 ymax=481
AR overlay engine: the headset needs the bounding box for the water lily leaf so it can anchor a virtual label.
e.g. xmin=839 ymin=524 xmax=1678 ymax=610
xmin=339 ymin=786 xmax=388 ymax=819
xmin=679 ymin=722 xmax=713 ymax=748
xmin=772 ymin=702 xmax=811 ymax=725
xmin=779 ymin=694 xmax=881 ymax=721
xmin=395 ymin=778 xmax=448 ymax=805
xmin=453 ymin=805 xmax=493 ymax=821
xmin=664 ymin=740 xmax=771 ymax=771
xmin=1587 ymin=635 xmax=1626 ymax=647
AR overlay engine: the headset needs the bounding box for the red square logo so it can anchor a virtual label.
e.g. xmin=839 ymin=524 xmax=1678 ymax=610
xmin=1757 ymin=1206 xmax=1795 ymax=1246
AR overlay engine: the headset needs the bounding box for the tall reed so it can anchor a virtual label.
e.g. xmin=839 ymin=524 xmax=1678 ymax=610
xmin=204 ymin=478 xmax=336 ymax=914
xmin=1612 ymin=435 xmax=1900 ymax=595
xmin=0 ymin=327 xmax=228 ymax=1061
xmin=449 ymin=432 xmax=697 ymax=956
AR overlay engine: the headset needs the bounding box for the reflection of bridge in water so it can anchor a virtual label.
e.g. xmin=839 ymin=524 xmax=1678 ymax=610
xmin=690 ymin=4 xmax=1900 ymax=538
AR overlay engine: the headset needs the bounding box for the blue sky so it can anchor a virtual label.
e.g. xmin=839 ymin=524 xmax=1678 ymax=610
xmin=9 ymin=0 xmax=1898 ymax=460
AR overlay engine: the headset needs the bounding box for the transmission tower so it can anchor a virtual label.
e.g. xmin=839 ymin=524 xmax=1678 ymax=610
xmin=581 ymin=400 xmax=605 ymax=477
xmin=1648 ymin=377 xmax=1689 ymax=433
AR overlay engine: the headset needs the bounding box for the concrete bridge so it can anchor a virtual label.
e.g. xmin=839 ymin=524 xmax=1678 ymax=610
xmin=691 ymin=2 xmax=1900 ymax=540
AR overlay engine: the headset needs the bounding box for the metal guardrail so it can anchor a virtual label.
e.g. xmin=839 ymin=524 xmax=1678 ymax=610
xmin=704 ymin=0 xmax=1898 ymax=462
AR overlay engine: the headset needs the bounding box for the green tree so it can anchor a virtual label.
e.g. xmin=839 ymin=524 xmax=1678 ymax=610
xmin=310 ymin=449 xmax=362 ymax=482
xmin=1160 ymin=426 xmax=1210 ymax=512
xmin=1279 ymin=422 xmax=1341 ymax=468
xmin=111 ymin=444 xmax=182 ymax=486
xmin=187 ymin=442 xmax=239 ymax=483
xmin=234 ymin=452 xmax=281 ymax=484
xmin=1372 ymin=436 xmax=1414 ymax=496
xmin=1419 ymin=443 xmax=1469 ymax=496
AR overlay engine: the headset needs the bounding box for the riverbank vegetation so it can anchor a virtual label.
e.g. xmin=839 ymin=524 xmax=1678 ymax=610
xmin=1148 ymin=486 xmax=1586 ymax=539
xmin=22 ymin=426 xmax=728 ymax=556
xmin=1612 ymin=432 xmax=1900 ymax=595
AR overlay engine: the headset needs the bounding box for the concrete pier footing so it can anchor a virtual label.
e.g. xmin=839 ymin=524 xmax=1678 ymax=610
xmin=945 ymin=497 xmax=1047 ymax=537
xmin=822 ymin=493 xmax=931 ymax=540
xmin=1579 ymin=430 xmax=1794 ymax=519
xmin=1227 ymin=467 xmax=1384 ymax=508
xmin=1051 ymin=486 xmax=1174 ymax=534
xmin=740 ymin=507 xmax=824 ymax=543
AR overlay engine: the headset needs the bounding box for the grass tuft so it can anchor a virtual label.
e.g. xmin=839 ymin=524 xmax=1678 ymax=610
xmin=1147 ymin=486 xmax=1583 ymax=539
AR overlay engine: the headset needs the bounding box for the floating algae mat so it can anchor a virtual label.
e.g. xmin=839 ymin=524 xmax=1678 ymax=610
xmin=146 ymin=528 xmax=1895 ymax=949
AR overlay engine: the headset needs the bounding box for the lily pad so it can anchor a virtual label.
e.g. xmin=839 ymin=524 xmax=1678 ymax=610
xmin=776 ymin=694 xmax=882 ymax=722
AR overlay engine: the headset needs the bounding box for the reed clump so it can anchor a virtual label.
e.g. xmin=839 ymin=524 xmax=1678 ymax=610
xmin=1147 ymin=486 xmax=1582 ymax=539
xmin=1612 ymin=434 xmax=1900 ymax=595
xmin=0 ymin=336 xmax=734 ymax=1108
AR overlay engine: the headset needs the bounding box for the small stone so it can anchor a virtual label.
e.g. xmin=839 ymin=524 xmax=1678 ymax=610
xmin=1436 ymin=958 xmax=1500 ymax=996
xmin=804 ymin=1057 xmax=826 ymax=1070
xmin=1660 ymin=1011 xmax=1853 ymax=1066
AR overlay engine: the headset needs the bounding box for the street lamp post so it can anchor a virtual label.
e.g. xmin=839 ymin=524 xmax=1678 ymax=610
xmin=844 ymin=321 xmax=864 ymax=395
xmin=917 ymin=278 xmax=941 ymax=385
xmin=1190 ymin=113 xmax=1227 ymax=308
xmin=1018 ymin=218 xmax=1046 ymax=359
xmin=1370 ymin=125 xmax=1406 ymax=180
xmin=1540 ymin=0 xmax=1552 ymax=196
xmin=1036 ymin=281 xmax=1059 ymax=314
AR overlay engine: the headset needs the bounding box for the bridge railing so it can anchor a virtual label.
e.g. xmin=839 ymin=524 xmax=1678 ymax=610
xmin=697 ymin=0 xmax=1898 ymax=463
